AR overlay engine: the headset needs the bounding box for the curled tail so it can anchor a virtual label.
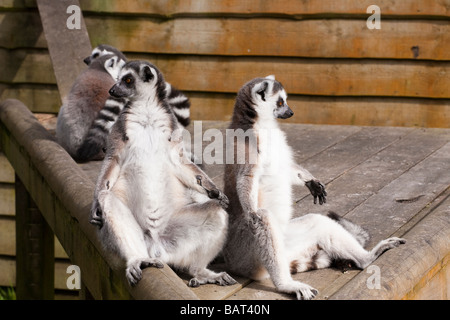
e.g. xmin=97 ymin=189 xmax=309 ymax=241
xmin=327 ymin=211 xmax=370 ymax=248
xmin=165 ymin=82 xmax=191 ymax=127
xmin=76 ymin=97 xmax=127 ymax=162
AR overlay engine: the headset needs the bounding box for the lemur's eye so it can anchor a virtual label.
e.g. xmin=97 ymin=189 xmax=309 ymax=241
xmin=125 ymin=77 xmax=133 ymax=85
xmin=278 ymin=100 xmax=283 ymax=107
xmin=93 ymin=53 xmax=99 ymax=58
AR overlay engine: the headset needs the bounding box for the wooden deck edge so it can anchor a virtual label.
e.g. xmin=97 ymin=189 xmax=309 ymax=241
xmin=328 ymin=192 xmax=450 ymax=300
xmin=0 ymin=99 xmax=198 ymax=300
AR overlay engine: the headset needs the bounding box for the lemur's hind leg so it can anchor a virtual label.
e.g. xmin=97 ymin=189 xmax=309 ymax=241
xmin=97 ymin=190 xmax=164 ymax=286
xmin=162 ymin=200 xmax=237 ymax=287
xmin=286 ymin=214 xmax=405 ymax=273
xmin=243 ymin=209 xmax=318 ymax=300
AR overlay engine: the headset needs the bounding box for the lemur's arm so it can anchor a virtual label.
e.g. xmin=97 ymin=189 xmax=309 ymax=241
xmin=90 ymin=128 xmax=126 ymax=227
xmin=292 ymin=163 xmax=327 ymax=205
xmin=236 ymin=164 xmax=260 ymax=214
xmin=170 ymin=141 xmax=229 ymax=208
xmin=90 ymin=155 xmax=122 ymax=227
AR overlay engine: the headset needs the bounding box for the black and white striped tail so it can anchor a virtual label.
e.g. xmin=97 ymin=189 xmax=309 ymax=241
xmin=76 ymin=96 xmax=127 ymax=162
xmin=327 ymin=211 xmax=370 ymax=248
xmin=165 ymin=82 xmax=191 ymax=127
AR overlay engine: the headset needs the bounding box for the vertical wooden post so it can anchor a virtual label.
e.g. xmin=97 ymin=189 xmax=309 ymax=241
xmin=15 ymin=174 xmax=55 ymax=300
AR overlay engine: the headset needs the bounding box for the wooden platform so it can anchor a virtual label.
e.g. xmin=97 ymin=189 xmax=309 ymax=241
xmin=1 ymin=100 xmax=449 ymax=299
xmin=48 ymin=115 xmax=450 ymax=299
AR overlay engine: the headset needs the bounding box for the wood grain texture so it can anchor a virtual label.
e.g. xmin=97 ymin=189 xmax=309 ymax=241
xmin=78 ymin=0 xmax=450 ymax=18
xmin=4 ymin=49 xmax=449 ymax=98
xmin=37 ymin=0 xmax=92 ymax=100
xmin=84 ymin=17 xmax=450 ymax=60
xmin=2 ymin=0 xmax=449 ymax=17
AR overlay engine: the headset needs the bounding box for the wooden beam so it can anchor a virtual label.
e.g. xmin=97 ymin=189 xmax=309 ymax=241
xmin=36 ymin=0 xmax=91 ymax=101
xmin=4 ymin=49 xmax=450 ymax=99
xmin=84 ymin=17 xmax=450 ymax=60
xmin=78 ymin=0 xmax=450 ymax=18
xmin=15 ymin=174 xmax=55 ymax=300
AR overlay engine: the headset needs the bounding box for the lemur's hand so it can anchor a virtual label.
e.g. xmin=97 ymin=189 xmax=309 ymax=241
xmin=305 ymin=180 xmax=327 ymax=205
xmin=196 ymin=174 xmax=229 ymax=209
xmin=246 ymin=209 xmax=267 ymax=234
xmin=207 ymin=189 xmax=229 ymax=209
xmin=89 ymin=198 xmax=104 ymax=228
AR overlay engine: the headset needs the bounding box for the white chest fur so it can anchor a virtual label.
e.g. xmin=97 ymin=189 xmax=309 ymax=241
xmin=255 ymin=120 xmax=294 ymax=226
xmin=117 ymin=105 xmax=178 ymax=230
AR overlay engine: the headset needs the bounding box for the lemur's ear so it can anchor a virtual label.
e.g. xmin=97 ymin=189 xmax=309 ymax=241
xmin=265 ymin=75 xmax=275 ymax=80
xmin=141 ymin=65 xmax=154 ymax=82
xmin=255 ymin=81 xmax=269 ymax=101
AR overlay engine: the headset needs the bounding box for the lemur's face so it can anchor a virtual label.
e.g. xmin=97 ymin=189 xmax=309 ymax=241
xmin=84 ymin=45 xmax=127 ymax=66
xmin=252 ymin=76 xmax=294 ymax=120
xmin=109 ymin=61 xmax=159 ymax=100
xmin=103 ymin=56 xmax=126 ymax=81
xmin=84 ymin=47 xmax=115 ymax=65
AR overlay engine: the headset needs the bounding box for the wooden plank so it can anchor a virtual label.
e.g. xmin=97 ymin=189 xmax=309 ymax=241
xmin=284 ymin=96 xmax=450 ymax=128
xmin=3 ymin=0 xmax=449 ymax=18
xmin=0 ymin=256 xmax=83 ymax=294
xmin=36 ymin=0 xmax=92 ymax=100
xmin=0 ymin=184 xmax=14 ymax=215
xmin=298 ymin=126 xmax=414 ymax=185
xmin=0 ymin=84 xmax=61 ymax=114
xmin=85 ymin=17 xmax=450 ymax=60
xmin=342 ymin=142 xmax=450 ymax=244
xmin=111 ymin=54 xmax=450 ymax=99
xmin=0 ymin=12 xmax=46 ymax=49
xmin=0 ymin=49 xmax=56 ymax=84
xmin=1 ymin=85 xmax=449 ymax=128
xmin=329 ymin=192 xmax=450 ymax=300
xmin=402 ymin=255 xmax=449 ymax=300
xmin=5 ymin=49 xmax=449 ymax=99
xmin=316 ymin=145 xmax=450 ymax=299
xmin=79 ymin=0 xmax=450 ymax=18
xmin=15 ymin=175 xmax=55 ymax=299
xmin=297 ymin=127 xmax=450 ymax=217
xmin=1 ymin=11 xmax=449 ymax=60
xmin=0 ymin=152 xmax=14 ymax=183
xmin=0 ymin=217 xmax=70 ymax=258
xmin=185 ymin=93 xmax=450 ymax=128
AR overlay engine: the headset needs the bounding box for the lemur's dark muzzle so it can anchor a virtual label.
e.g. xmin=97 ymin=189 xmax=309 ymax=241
xmin=109 ymin=84 xmax=120 ymax=97
xmin=277 ymin=106 xmax=294 ymax=119
xmin=83 ymin=56 xmax=91 ymax=65
xmin=109 ymin=83 xmax=129 ymax=98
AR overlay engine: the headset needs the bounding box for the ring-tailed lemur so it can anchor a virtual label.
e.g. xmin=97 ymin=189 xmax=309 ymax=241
xmin=90 ymin=60 xmax=236 ymax=288
xmin=76 ymin=44 xmax=191 ymax=162
xmin=84 ymin=44 xmax=191 ymax=126
xmin=222 ymin=76 xmax=406 ymax=300
xmin=83 ymin=44 xmax=191 ymax=127
xmin=56 ymin=54 xmax=125 ymax=161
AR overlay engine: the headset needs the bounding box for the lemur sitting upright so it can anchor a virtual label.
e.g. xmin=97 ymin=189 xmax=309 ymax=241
xmin=56 ymin=54 xmax=125 ymax=161
xmin=90 ymin=60 xmax=236 ymax=288
xmin=222 ymin=76 xmax=406 ymax=300
xmin=76 ymin=45 xmax=192 ymax=161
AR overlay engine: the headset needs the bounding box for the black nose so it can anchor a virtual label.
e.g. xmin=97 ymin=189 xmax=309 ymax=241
xmin=109 ymin=86 xmax=116 ymax=96
xmin=83 ymin=56 xmax=91 ymax=65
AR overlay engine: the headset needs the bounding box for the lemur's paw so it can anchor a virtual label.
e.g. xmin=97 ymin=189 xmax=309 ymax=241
xmin=207 ymin=189 xmax=229 ymax=209
xmin=215 ymin=272 xmax=237 ymax=286
xmin=126 ymin=258 xmax=164 ymax=286
xmin=89 ymin=200 xmax=104 ymax=228
xmin=246 ymin=209 xmax=268 ymax=233
xmin=305 ymin=180 xmax=327 ymax=205
xmin=278 ymin=281 xmax=318 ymax=300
